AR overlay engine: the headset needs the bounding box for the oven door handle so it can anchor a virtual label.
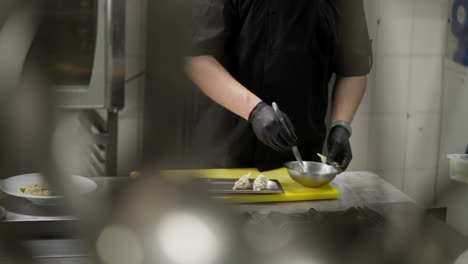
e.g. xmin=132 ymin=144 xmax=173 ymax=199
xmin=105 ymin=0 xmax=126 ymax=111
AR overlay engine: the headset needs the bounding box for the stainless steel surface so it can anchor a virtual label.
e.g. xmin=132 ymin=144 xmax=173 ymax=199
xmin=78 ymin=110 xmax=107 ymax=144
xmin=77 ymin=110 xmax=106 ymax=176
xmin=272 ymin=102 xmax=306 ymax=171
xmin=238 ymin=171 xmax=415 ymax=213
xmin=0 ymin=195 xmax=73 ymax=221
xmin=0 ymin=239 xmax=90 ymax=260
xmin=105 ymin=0 xmax=126 ymax=110
xmin=106 ymin=110 xmax=119 ymax=176
xmin=77 ymin=110 xmax=117 ymax=176
xmin=48 ymin=0 xmax=126 ymax=109
xmin=0 ymin=173 xmax=414 ymax=220
xmin=285 ymin=161 xmax=339 ymax=188
xmin=104 ymin=0 xmax=126 ymax=175
xmin=0 ymin=1 xmax=127 ymax=191
xmin=194 ymin=178 xmax=284 ymax=195
xmin=55 ymin=0 xmax=107 ymax=108
xmin=3 ymin=175 xmax=467 ymax=264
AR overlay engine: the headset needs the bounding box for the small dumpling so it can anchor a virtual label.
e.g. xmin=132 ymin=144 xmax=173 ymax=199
xmin=253 ymin=174 xmax=268 ymax=191
xmin=233 ymin=172 xmax=251 ymax=190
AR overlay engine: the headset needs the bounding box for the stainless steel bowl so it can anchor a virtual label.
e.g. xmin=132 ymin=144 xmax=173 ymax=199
xmin=284 ymin=161 xmax=340 ymax=188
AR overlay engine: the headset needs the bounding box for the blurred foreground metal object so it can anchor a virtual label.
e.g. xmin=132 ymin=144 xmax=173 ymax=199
xmin=0 ymin=0 xmax=38 ymax=96
xmin=90 ymin=171 xmax=250 ymax=264
xmin=0 ymin=206 xmax=5 ymax=220
xmin=0 ymin=1 xmax=58 ymax=262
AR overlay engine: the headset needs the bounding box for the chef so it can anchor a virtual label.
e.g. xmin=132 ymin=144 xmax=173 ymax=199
xmin=185 ymin=0 xmax=372 ymax=171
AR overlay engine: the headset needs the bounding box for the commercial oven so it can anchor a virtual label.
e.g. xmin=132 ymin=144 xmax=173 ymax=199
xmin=51 ymin=0 xmax=125 ymax=109
xmin=0 ymin=0 xmax=144 ymax=176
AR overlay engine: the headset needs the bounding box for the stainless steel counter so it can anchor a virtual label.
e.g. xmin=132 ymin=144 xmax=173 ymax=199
xmin=2 ymin=172 xmax=467 ymax=264
xmin=236 ymin=171 xmax=416 ymax=213
xmin=0 ymin=239 xmax=90 ymax=264
xmin=0 ymin=171 xmax=415 ymax=221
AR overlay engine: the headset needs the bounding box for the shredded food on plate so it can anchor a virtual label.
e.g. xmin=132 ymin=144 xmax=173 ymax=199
xmin=20 ymin=183 xmax=53 ymax=196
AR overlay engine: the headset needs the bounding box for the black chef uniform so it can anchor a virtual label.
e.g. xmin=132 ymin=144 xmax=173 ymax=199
xmin=188 ymin=0 xmax=373 ymax=171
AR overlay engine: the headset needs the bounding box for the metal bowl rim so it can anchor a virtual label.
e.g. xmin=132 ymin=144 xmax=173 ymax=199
xmin=284 ymin=161 xmax=340 ymax=174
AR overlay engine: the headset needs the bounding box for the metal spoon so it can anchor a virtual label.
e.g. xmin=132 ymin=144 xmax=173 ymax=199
xmin=272 ymin=102 xmax=306 ymax=172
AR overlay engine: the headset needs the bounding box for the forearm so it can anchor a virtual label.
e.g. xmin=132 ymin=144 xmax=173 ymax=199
xmin=330 ymin=76 xmax=367 ymax=123
xmin=185 ymin=55 xmax=261 ymax=120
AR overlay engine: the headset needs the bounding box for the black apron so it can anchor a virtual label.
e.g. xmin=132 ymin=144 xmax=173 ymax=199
xmin=189 ymin=0 xmax=372 ymax=171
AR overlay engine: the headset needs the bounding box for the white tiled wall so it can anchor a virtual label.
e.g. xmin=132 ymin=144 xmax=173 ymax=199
xmin=405 ymin=113 xmax=441 ymax=169
xmin=374 ymin=169 xmax=405 ymax=189
xmin=412 ymin=0 xmax=448 ymax=56
xmin=373 ymin=57 xmax=411 ymax=113
xmin=404 ymin=168 xmax=437 ymax=205
xmin=368 ymin=114 xmax=408 ymax=170
xmin=349 ymin=114 xmax=369 ymax=170
xmin=377 ymin=0 xmax=414 ymax=56
xmin=409 ymin=56 xmax=443 ymax=113
xmin=437 ymin=50 xmax=468 ymax=236
xmin=348 ymin=0 xmax=377 ymax=173
xmin=349 ymin=0 xmax=450 ymax=206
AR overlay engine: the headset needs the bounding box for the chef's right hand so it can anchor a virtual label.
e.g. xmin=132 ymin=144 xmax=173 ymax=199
xmin=248 ymin=102 xmax=297 ymax=152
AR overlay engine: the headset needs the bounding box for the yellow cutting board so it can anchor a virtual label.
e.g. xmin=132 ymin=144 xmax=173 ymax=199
xmin=164 ymin=168 xmax=339 ymax=203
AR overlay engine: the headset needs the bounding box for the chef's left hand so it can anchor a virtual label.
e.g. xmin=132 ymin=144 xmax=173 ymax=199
xmin=327 ymin=125 xmax=352 ymax=171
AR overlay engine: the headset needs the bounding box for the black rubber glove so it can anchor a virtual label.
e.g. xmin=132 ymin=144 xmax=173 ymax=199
xmin=248 ymin=102 xmax=297 ymax=152
xmin=327 ymin=125 xmax=352 ymax=171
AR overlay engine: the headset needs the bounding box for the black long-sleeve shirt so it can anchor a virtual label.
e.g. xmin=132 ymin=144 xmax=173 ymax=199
xmin=189 ymin=0 xmax=373 ymax=170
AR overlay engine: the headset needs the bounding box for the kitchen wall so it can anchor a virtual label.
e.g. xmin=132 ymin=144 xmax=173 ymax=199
xmin=437 ymin=61 xmax=468 ymax=236
xmin=350 ymin=0 xmax=450 ymax=206
xmin=436 ymin=0 xmax=468 ymax=236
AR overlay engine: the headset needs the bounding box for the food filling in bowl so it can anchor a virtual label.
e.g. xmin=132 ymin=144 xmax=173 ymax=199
xmin=20 ymin=183 xmax=53 ymax=196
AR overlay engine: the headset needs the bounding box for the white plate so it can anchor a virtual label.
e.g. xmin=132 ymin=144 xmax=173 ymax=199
xmin=0 ymin=173 xmax=97 ymax=205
